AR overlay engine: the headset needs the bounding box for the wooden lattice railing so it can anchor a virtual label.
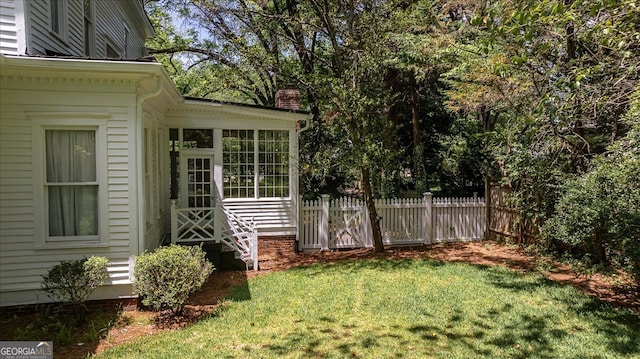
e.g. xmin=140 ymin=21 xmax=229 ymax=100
xmin=170 ymin=200 xmax=258 ymax=270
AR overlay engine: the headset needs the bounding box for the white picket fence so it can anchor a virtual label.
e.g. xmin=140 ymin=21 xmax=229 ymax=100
xmin=299 ymin=193 xmax=485 ymax=251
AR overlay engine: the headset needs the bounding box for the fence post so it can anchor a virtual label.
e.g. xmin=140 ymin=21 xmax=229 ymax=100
xmin=251 ymin=218 xmax=258 ymax=271
xmin=484 ymin=177 xmax=491 ymax=240
xmin=170 ymin=199 xmax=177 ymax=244
xmin=298 ymin=195 xmax=303 ymax=251
xmin=320 ymin=195 xmax=330 ymax=250
xmin=423 ymin=192 xmax=433 ymax=244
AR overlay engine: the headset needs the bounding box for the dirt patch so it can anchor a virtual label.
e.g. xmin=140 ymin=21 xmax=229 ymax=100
xmin=3 ymin=241 xmax=638 ymax=358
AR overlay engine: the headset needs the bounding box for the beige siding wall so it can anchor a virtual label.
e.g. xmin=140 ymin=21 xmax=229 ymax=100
xmin=25 ymin=0 xmax=148 ymax=57
xmin=0 ymin=72 xmax=138 ymax=306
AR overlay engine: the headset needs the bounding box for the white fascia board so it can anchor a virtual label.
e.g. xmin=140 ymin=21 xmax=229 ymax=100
xmin=0 ymin=54 xmax=182 ymax=102
xmin=1 ymin=54 xmax=162 ymax=75
xmin=180 ymin=99 xmax=310 ymax=122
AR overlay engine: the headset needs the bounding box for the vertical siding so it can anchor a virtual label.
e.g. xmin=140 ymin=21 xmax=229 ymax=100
xmin=0 ymin=0 xmax=19 ymax=54
xmin=0 ymin=72 xmax=138 ymax=306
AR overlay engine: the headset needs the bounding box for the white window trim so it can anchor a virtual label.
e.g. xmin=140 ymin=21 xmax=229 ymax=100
xmin=31 ymin=114 xmax=109 ymax=248
xmin=123 ymin=23 xmax=130 ymax=58
xmin=83 ymin=0 xmax=95 ymax=57
xmin=144 ymin=127 xmax=152 ymax=227
xmin=156 ymin=128 xmax=164 ymax=219
xmin=49 ymin=0 xmax=69 ymax=43
xmin=257 ymin=130 xmax=290 ymax=198
xmin=222 ymin=129 xmax=291 ymax=200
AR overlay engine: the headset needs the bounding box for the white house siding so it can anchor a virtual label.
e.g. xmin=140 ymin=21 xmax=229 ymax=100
xmin=94 ymin=0 xmax=149 ymax=59
xmin=26 ymin=0 xmax=83 ymax=56
xmin=23 ymin=0 xmax=148 ymax=58
xmin=223 ymin=199 xmax=296 ymax=235
xmin=0 ymin=66 xmax=140 ymax=306
xmin=0 ymin=0 xmax=25 ymax=55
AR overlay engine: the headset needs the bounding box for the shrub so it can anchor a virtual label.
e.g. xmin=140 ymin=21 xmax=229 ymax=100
xmin=544 ymin=91 xmax=640 ymax=278
xmin=133 ymin=244 xmax=214 ymax=314
xmin=41 ymin=256 xmax=110 ymax=308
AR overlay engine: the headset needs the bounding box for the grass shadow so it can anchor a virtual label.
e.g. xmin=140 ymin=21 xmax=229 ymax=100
xmin=480 ymin=265 xmax=640 ymax=357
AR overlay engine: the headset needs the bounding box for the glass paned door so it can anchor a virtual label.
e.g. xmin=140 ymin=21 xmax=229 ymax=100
xmin=185 ymin=156 xmax=214 ymax=208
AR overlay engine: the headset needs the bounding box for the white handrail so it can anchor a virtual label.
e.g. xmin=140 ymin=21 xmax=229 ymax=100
xmin=170 ymin=200 xmax=259 ymax=270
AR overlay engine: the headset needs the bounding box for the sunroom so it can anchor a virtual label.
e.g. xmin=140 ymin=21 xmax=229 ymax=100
xmin=163 ymin=98 xmax=310 ymax=269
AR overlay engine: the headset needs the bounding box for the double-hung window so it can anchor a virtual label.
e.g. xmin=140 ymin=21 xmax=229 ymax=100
xmin=46 ymin=130 xmax=98 ymax=239
xmin=34 ymin=118 xmax=107 ymax=248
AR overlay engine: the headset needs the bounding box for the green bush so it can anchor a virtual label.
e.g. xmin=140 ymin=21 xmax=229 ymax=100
xmin=41 ymin=256 xmax=110 ymax=307
xmin=133 ymin=244 xmax=214 ymax=314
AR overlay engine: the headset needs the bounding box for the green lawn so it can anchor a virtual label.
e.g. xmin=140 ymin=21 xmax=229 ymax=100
xmin=98 ymin=259 xmax=640 ymax=358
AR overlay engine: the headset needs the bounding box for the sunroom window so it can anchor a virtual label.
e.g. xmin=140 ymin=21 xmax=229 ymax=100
xmin=223 ymin=130 xmax=289 ymax=199
xmin=258 ymin=130 xmax=289 ymax=198
xmin=223 ymin=130 xmax=254 ymax=198
xmin=45 ymin=130 xmax=98 ymax=239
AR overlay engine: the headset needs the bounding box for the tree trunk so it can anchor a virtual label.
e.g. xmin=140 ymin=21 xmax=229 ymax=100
xmin=565 ymin=0 xmax=576 ymax=61
xmin=593 ymin=229 xmax=609 ymax=265
xmin=361 ymin=166 xmax=384 ymax=253
xmin=478 ymin=105 xmax=493 ymax=131
xmin=408 ymin=73 xmax=427 ymax=194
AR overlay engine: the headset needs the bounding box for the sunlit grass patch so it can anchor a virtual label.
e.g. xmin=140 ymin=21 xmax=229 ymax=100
xmin=98 ymin=259 xmax=640 ymax=358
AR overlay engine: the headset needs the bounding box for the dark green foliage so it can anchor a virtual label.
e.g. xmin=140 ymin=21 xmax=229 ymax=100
xmin=144 ymin=0 xmax=639 ymax=273
xmin=437 ymin=116 xmax=491 ymax=196
xmin=467 ymin=0 xmax=639 ymax=274
xmin=133 ymin=244 xmax=214 ymax=314
xmin=41 ymin=256 xmax=109 ymax=308
xmin=545 ymin=93 xmax=640 ymax=277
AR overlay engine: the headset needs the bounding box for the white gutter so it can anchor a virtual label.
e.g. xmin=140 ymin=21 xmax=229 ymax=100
xmin=297 ymin=114 xmax=313 ymax=133
xmin=294 ymin=113 xmax=312 ymax=252
xmin=135 ymin=76 xmax=163 ymax=257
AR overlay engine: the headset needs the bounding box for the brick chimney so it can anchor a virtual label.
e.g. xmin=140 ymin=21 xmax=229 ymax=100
xmin=275 ymin=87 xmax=301 ymax=111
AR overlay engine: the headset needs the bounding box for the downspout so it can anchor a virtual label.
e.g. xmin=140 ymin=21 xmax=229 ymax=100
xmin=294 ymin=115 xmax=312 ymax=253
xmin=297 ymin=116 xmax=312 ymax=133
xmin=135 ymin=76 xmax=163 ymax=257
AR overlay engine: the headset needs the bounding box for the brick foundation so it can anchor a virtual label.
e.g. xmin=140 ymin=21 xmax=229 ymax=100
xmin=258 ymin=235 xmax=297 ymax=270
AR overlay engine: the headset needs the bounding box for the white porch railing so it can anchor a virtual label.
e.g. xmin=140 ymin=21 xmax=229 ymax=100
xmin=170 ymin=200 xmax=258 ymax=270
xmin=299 ymin=193 xmax=485 ymax=251
xmin=220 ymin=206 xmax=258 ymax=270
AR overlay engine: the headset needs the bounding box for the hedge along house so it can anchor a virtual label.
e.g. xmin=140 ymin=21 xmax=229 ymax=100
xmin=0 ymin=0 xmax=310 ymax=307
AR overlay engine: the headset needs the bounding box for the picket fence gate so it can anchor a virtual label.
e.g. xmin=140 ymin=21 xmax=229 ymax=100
xmin=299 ymin=193 xmax=485 ymax=251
